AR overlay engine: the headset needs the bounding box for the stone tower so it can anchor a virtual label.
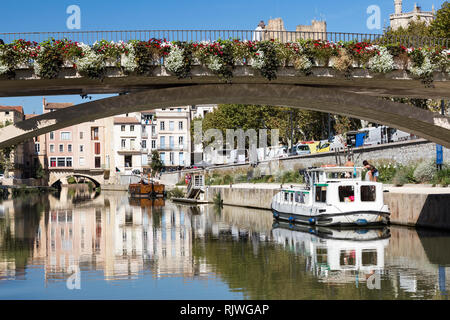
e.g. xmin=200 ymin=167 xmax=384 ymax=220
xmin=394 ymin=0 xmax=403 ymax=15
xmin=390 ymin=0 xmax=435 ymax=30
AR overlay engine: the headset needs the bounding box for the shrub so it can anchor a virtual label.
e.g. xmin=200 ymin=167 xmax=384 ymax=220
xmin=372 ymin=159 xmax=398 ymax=183
xmin=222 ymin=174 xmax=233 ymax=185
xmin=414 ymin=160 xmax=437 ymax=183
xmin=67 ymin=176 xmax=76 ymax=184
xmin=167 ymin=187 xmax=185 ymax=199
xmin=234 ymin=174 xmax=247 ymax=183
xmin=432 ymin=167 xmax=450 ymax=187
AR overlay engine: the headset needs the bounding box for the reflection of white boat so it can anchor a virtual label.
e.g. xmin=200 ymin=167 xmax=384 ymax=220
xmin=272 ymin=223 xmax=390 ymax=282
xmin=271 ymin=167 xmax=390 ymax=226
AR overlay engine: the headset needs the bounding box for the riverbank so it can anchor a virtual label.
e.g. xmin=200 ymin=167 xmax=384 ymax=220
xmin=170 ymin=183 xmax=450 ymax=231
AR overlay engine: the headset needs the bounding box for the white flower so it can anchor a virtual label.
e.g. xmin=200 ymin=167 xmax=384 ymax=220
xmin=161 ymin=42 xmax=173 ymax=48
xmin=121 ymin=43 xmax=138 ymax=72
xmin=75 ymin=43 xmax=106 ymax=74
xmin=0 ymin=62 xmax=9 ymax=75
xmin=164 ymin=46 xmax=185 ymax=74
xmin=251 ymin=50 xmax=265 ymax=70
xmin=409 ymin=51 xmax=434 ymax=77
xmin=207 ymin=55 xmax=222 ymax=72
xmin=293 ymin=55 xmax=312 ymax=72
xmin=368 ymin=46 xmax=394 ymax=73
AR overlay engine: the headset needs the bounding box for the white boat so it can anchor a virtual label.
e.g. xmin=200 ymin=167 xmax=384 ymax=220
xmin=271 ymin=167 xmax=390 ymax=226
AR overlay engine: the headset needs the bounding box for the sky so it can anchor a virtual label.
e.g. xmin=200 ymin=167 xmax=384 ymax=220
xmin=0 ymin=0 xmax=445 ymax=114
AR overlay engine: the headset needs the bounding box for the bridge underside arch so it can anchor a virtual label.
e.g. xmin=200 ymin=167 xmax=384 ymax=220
xmin=49 ymin=173 xmax=101 ymax=188
xmin=1 ymin=83 xmax=449 ymax=148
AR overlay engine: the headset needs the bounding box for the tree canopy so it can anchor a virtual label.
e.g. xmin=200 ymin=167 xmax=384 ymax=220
xmin=193 ymin=104 xmax=361 ymax=148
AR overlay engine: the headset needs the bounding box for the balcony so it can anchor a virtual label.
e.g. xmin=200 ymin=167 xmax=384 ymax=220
xmin=157 ymin=144 xmax=186 ymax=151
xmin=117 ymin=146 xmax=142 ymax=154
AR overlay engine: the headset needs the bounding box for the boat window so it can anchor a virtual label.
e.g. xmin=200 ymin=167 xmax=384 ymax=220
xmin=315 ymin=186 xmax=327 ymax=203
xmin=339 ymin=186 xmax=355 ymax=202
xmin=290 ymin=193 xmax=294 ymax=202
xmin=327 ymin=171 xmax=355 ymax=179
xmin=361 ymin=185 xmax=376 ymax=202
xmin=295 ymin=192 xmax=305 ymax=204
xmin=340 ymin=250 xmax=356 ymax=267
xmin=284 ymin=192 xmax=289 ymax=201
xmin=362 ymin=249 xmax=377 ymax=266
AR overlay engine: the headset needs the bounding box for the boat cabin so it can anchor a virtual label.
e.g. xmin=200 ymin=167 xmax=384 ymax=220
xmin=277 ymin=167 xmax=382 ymax=209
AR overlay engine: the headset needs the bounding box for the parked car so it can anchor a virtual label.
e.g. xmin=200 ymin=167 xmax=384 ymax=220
xmin=294 ymin=144 xmax=311 ymax=156
xmin=316 ymin=141 xmax=331 ymax=153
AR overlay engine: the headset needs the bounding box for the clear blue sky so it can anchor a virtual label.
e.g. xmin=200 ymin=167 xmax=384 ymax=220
xmin=0 ymin=0 xmax=444 ymax=114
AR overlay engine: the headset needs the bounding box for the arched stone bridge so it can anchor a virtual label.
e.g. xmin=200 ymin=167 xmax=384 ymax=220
xmin=1 ymin=82 xmax=449 ymax=148
xmin=48 ymin=169 xmax=103 ymax=187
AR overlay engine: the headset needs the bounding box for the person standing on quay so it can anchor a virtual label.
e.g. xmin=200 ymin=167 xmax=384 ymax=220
xmin=253 ymin=21 xmax=266 ymax=41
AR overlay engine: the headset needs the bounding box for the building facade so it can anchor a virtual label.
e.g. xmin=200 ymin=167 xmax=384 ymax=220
xmin=154 ymin=107 xmax=192 ymax=170
xmin=112 ymin=113 xmax=144 ymax=174
xmin=0 ymin=106 xmax=37 ymax=179
xmin=42 ymin=98 xmax=109 ymax=185
xmin=390 ymin=1 xmax=435 ymax=30
xmin=263 ymin=17 xmax=327 ymax=42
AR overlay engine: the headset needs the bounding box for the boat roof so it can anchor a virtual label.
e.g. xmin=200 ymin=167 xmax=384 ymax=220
xmin=308 ymin=166 xmax=364 ymax=172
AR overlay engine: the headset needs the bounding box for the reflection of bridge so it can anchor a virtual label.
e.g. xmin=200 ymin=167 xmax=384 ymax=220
xmin=0 ymin=30 xmax=449 ymax=149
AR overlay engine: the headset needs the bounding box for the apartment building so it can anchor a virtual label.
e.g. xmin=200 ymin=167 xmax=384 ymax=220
xmin=154 ymin=106 xmax=191 ymax=169
xmin=42 ymin=98 xmax=107 ymax=177
xmin=0 ymin=106 xmax=37 ymax=178
xmin=113 ymin=113 xmax=144 ymax=174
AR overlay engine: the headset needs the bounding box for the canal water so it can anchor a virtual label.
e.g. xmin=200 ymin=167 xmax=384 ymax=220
xmin=0 ymin=188 xmax=449 ymax=300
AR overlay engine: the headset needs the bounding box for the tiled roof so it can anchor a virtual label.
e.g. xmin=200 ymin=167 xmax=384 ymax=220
xmin=44 ymin=102 xmax=74 ymax=110
xmin=25 ymin=114 xmax=39 ymax=120
xmin=114 ymin=117 xmax=140 ymax=124
xmin=0 ymin=106 xmax=24 ymax=114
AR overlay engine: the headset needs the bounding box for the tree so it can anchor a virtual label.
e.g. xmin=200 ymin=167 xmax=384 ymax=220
xmin=193 ymin=104 xmax=362 ymax=148
xmin=150 ymin=150 xmax=163 ymax=176
xmin=383 ymin=20 xmax=431 ymax=38
xmin=33 ymin=163 xmax=46 ymax=179
xmin=429 ymin=1 xmax=450 ymax=38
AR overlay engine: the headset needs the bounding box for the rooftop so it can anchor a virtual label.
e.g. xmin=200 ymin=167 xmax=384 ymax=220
xmin=0 ymin=106 xmax=24 ymax=114
xmin=44 ymin=102 xmax=74 ymax=110
xmin=114 ymin=117 xmax=140 ymax=124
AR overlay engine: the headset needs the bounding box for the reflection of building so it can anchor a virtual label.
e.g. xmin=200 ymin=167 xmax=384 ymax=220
xmin=390 ymin=1 xmax=435 ymax=30
xmin=28 ymin=193 xmax=212 ymax=281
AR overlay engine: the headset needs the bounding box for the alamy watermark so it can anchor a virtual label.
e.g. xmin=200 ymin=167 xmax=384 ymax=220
xmin=66 ymin=5 xmax=81 ymax=30
xmin=366 ymin=5 xmax=381 ymax=30
xmin=193 ymin=120 xmax=280 ymax=165
xmin=66 ymin=265 xmax=81 ymax=290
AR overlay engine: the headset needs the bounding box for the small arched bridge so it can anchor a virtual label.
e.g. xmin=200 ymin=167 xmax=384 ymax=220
xmin=48 ymin=170 xmax=103 ymax=188
xmin=0 ymin=30 xmax=449 ymax=148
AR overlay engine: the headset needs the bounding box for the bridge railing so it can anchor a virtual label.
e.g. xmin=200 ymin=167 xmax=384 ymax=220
xmin=0 ymin=29 xmax=448 ymax=47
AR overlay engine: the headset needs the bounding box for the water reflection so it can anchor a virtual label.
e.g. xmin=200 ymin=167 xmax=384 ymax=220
xmin=272 ymin=223 xmax=389 ymax=288
xmin=0 ymin=189 xmax=449 ymax=299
